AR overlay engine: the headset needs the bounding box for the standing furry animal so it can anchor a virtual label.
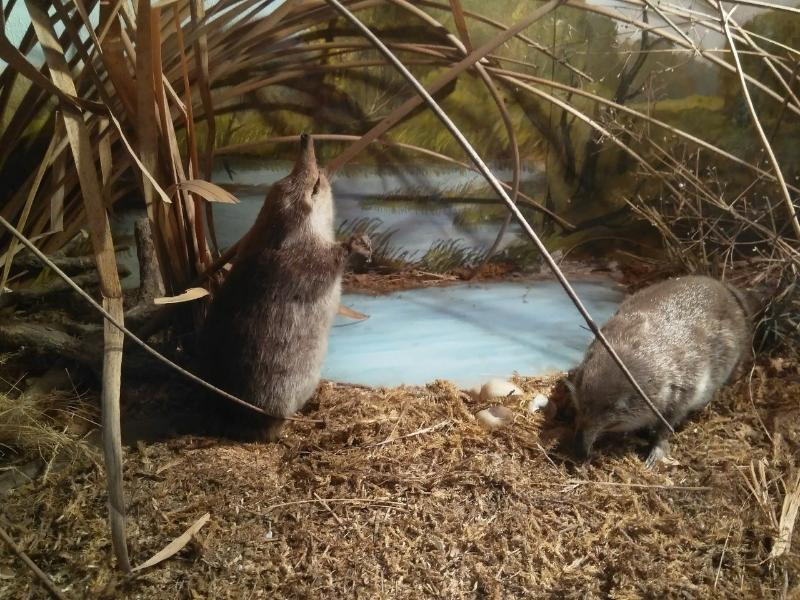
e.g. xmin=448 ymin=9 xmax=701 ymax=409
xmin=200 ymin=134 xmax=369 ymax=441
xmin=566 ymin=275 xmax=758 ymax=467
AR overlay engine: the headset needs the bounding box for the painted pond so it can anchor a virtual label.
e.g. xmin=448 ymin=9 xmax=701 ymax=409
xmin=325 ymin=280 xmax=623 ymax=388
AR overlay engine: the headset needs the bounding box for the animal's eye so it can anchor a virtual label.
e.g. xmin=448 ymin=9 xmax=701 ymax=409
xmin=312 ymin=176 xmax=320 ymax=196
xmin=617 ymin=395 xmax=635 ymax=409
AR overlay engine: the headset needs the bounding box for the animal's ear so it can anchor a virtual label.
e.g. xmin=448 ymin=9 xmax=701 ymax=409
xmin=564 ymin=367 xmax=578 ymax=385
xmin=311 ymin=171 xmax=326 ymax=197
xmin=614 ymin=394 xmax=636 ymax=410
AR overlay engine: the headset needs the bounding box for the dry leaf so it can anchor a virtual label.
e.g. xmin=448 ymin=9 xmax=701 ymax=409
xmin=770 ymin=472 xmax=800 ymax=560
xmin=153 ymin=287 xmax=210 ymax=305
xmin=338 ymin=304 xmax=369 ymax=320
xmin=132 ymin=513 xmax=211 ymax=572
xmin=170 ymin=179 xmax=240 ymax=204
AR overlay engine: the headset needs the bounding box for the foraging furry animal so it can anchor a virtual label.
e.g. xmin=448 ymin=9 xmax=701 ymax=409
xmin=566 ymin=275 xmax=758 ymax=467
xmin=200 ymin=134 xmax=369 ymax=441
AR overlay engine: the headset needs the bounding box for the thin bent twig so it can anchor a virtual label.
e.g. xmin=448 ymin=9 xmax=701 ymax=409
xmin=0 ymin=215 xmax=270 ymax=420
xmin=366 ymin=420 xmax=451 ymax=448
xmin=323 ymin=0 xmax=675 ymax=434
xmin=719 ymin=3 xmax=800 ymax=240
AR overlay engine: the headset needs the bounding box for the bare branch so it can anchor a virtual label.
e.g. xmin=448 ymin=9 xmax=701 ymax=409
xmin=719 ymin=3 xmax=800 ymax=240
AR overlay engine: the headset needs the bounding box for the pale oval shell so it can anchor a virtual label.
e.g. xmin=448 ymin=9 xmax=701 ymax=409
xmin=476 ymin=405 xmax=513 ymax=429
xmin=479 ymin=378 xmax=523 ymax=402
xmin=527 ymin=394 xmax=549 ymax=413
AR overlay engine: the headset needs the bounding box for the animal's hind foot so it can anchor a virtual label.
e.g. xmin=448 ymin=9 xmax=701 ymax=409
xmin=209 ymin=398 xmax=287 ymax=443
xmin=223 ymin=414 xmax=285 ymax=443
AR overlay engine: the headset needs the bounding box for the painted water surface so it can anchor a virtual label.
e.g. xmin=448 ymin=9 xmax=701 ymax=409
xmin=112 ymin=160 xmax=545 ymax=287
xmin=209 ymin=158 xmax=542 ymax=255
xmin=323 ymin=280 xmax=624 ymax=387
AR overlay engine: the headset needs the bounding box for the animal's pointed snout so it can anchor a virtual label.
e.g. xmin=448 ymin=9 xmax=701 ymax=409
xmin=294 ymin=132 xmax=317 ymax=175
xmin=573 ymin=428 xmax=592 ymax=462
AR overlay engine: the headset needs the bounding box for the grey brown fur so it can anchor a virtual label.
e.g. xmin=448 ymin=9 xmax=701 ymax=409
xmin=200 ymin=134 xmax=368 ymax=441
xmin=567 ymin=275 xmax=758 ymax=467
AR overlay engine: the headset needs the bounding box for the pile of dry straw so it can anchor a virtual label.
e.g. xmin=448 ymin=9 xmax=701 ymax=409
xmin=1 ymin=358 xmax=798 ymax=597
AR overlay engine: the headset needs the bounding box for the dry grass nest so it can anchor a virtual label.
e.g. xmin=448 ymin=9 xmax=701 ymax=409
xmin=1 ymin=358 xmax=799 ymax=599
xmin=0 ymin=367 xmax=96 ymax=479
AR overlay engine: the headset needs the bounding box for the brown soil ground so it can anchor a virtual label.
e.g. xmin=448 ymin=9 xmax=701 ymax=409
xmin=1 ymin=357 xmax=799 ymax=598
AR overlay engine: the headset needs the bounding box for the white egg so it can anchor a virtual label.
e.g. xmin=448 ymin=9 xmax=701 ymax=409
xmin=479 ymin=378 xmax=523 ymax=402
xmin=527 ymin=394 xmax=549 ymax=413
xmin=476 ymin=405 xmax=513 ymax=429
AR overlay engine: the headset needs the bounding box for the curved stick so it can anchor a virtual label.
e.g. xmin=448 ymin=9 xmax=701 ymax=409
xmin=324 ymin=0 xmax=674 ymax=433
xmin=719 ymin=3 xmax=800 ymax=240
xmin=388 ymin=0 xmax=522 ymax=275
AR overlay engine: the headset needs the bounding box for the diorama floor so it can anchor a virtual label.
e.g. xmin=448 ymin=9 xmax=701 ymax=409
xmin=1 ymin=362 xmax=799 ymax=599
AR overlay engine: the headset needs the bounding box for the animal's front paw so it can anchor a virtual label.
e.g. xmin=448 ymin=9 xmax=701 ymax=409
xmin=346 ymin=234 xmax=372 ymax=261
xmin=644 ymin=439 xmax=670 ymax=469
